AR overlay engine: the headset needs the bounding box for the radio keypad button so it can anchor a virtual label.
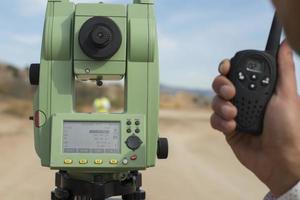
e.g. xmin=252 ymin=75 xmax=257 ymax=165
xmin=249 ymin=83 xmax=256 ymax=90
xmin=238 ymin=72 xmax=245 ymax=81
xmin=262 ymin=77 xmax=270 ymax=86
xmin=250 ymin=74 xmax=257 ymax=80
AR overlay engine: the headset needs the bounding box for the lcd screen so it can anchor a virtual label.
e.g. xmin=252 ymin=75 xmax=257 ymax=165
xmin=245 ymin=59 xmax=264 ymax=73
xmin=63 ymin=121 xmax=121 ymax=154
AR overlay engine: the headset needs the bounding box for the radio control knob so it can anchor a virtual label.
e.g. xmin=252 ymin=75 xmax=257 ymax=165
xmin=126 ymin=135 xmax=142 ymax=151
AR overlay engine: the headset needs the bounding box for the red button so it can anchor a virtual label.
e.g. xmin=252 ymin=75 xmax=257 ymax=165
xmin=34 ymin=111 xmax=40 ymax=128
xmin=130 ymin=155 xmax=137 ymax=160
xmin=34 ymin=110 xmax=46 ymax=128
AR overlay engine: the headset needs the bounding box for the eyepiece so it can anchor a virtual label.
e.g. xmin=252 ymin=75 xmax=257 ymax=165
xmin=90 ymin=26 xmax=112 ymax=48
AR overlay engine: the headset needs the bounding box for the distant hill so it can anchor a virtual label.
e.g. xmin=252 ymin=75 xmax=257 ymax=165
xmin=160 ymin=84 xmax=212 ymax=109
xmin=0 ymin=64 xmax=33 ymax=100
xmin=160 ymin=84 xmax=214 ymax=98
xmin=0 ymin=64 xmax=212 ymax=116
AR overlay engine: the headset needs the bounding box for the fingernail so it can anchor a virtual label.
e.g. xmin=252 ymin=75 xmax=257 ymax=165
xmin=220 ymin=85 xmax=231 ymax=98
xmin=218 ymin=61 xmax=225 ymax=74
xmin=218 ymin=60 xmax=229 ymax=74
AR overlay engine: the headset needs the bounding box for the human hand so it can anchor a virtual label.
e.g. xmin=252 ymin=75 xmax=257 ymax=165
xmin=211 ymin=41 xmax=300 ymax=197
xmin=272 ymin=0 xmax=300 ymax=54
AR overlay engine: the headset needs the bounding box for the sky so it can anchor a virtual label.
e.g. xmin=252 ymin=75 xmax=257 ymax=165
xmin=0 ymin=0 xmax=299 ymax=90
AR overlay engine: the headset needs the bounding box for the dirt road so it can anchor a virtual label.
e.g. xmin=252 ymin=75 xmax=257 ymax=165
xmin=0 ymin=109 xmax=268 ymax=200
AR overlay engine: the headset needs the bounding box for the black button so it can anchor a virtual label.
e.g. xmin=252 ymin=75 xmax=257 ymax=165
xmin=126 ymin=135 xmax=143 ymax=151
xmin=135 ymin=129 xmax=140 ymax=134
xmin=127 ymin=129 xmax=131 ymax=133
xmin=135 ymin=121 xmax=140 ymax=126
xmin=127 ymin=121 xmax=132 ymax=126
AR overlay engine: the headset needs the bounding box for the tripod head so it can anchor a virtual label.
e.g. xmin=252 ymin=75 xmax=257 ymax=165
xmin=29 ymin=1 xmax=168 ymax=198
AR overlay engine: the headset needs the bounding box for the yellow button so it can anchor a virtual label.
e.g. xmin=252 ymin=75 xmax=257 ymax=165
xmin=94 ymin=159 xmax=103 ymax=164
xmin=79 ymin=159 xmax=88 ymax=164
xmin=64 ymin=159 xmax=73 ymax=164
xmin=110 ymin=159 xmax=118 ymax=165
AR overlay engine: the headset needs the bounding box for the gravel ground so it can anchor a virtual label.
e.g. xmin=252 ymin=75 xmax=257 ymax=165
xmin=0 ymin=109 xmax=268 ymax=200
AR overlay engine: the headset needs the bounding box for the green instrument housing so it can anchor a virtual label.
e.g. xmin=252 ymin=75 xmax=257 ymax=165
xmin=32 ymin=0 xmax=162 ymax=174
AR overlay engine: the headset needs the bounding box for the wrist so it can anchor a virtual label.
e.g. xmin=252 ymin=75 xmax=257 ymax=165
xmin=267 ymin=172 xmax=299 ymax=197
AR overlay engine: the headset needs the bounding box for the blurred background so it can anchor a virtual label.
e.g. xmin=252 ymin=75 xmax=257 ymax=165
xmin=0 ymin=0 xmax=299 ymax=199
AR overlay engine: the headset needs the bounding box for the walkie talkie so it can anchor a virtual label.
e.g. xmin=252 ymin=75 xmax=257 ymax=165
xmin=228 ymin=13 xmax=282 ymax=135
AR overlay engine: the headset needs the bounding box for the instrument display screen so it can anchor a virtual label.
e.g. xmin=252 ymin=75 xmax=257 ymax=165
xmin=63 ymin=121 xmax=121 ymax=154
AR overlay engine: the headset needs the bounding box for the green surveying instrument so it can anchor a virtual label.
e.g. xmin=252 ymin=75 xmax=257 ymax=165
xmin=29 ymin=0 xmax=168 ymax=199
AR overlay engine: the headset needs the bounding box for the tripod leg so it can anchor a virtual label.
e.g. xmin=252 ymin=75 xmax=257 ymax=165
xmin=122 ymin=189 xmax=145 ymax=200
xmin=51 ymin=188 xmax=72 ymax=200
xmin=51 ymin=191 xmax=58 ymax=200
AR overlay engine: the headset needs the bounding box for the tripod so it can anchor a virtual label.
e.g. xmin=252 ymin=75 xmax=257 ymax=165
xmin=51 ymin=171 xmax=146 ymax=200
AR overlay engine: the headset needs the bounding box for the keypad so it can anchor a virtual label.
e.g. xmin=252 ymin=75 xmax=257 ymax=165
xmin=237 ymin=71 xmax=270 ymax=91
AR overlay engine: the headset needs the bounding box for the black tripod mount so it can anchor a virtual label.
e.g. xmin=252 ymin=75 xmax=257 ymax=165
xmin=51 ymin=171 xmax=146 ymax=200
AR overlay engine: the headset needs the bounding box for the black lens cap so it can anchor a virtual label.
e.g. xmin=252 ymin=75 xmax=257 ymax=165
xmin=79 ymin=16 xmax=122 ymax=60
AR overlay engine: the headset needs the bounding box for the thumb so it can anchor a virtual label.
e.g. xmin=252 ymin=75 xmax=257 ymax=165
xmin=276 ymin=40 xmax=297 ymax=97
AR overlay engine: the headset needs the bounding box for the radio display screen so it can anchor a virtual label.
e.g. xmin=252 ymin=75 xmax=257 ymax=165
xmin=246 ymin=59 xmax=264 ymax=73
xmin=63 ymin=121 xmax=121 ymax=154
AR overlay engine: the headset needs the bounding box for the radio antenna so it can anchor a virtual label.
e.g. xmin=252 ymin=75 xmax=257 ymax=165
xmin=265 ymin=12 xmax=283 ymax=57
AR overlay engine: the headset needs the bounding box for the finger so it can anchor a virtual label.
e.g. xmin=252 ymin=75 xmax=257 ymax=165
xmin=218 ymin=59 xmax=231 ymax=75
xmin=211 ymin=96 xmax=238 ymax=120
xmin=210 ymin=113 xmax=237 ymax=135
xmin=212 ymin=76 xmax=236 ymax=100
xmin=276 ymin=40 xmax=298 ymax=97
